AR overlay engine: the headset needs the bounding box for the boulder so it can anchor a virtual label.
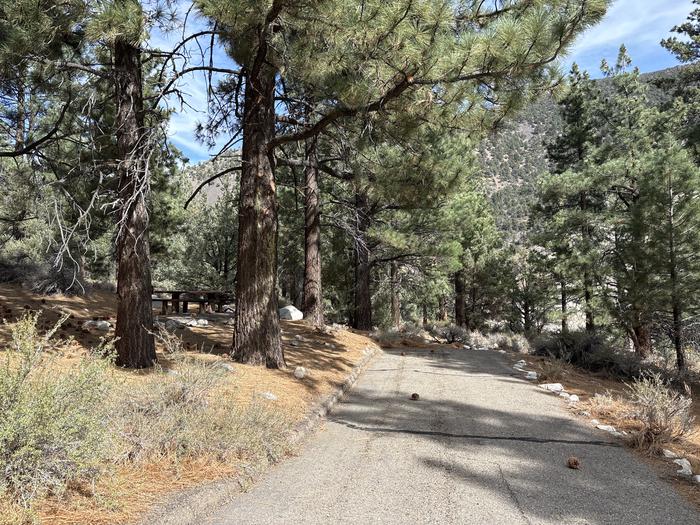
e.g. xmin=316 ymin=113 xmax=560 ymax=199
xmin=279 ymin=305 xmax=303 ymax=321
xmin=294 ymin=366 xmax=307 ymax=379
xmin=673 ymin=458 xmax=693 ymax=476
xmin=525 ymin=371 xmax=538 ymax=380
xmin=186 ymin=319 xmax=209 ymax=327
xmin=568 ymin=394 xmax=580 ymax=403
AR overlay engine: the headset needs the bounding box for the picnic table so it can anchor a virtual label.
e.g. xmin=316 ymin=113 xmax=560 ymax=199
xmin=152 ymin=290 xmax=235 ymax=315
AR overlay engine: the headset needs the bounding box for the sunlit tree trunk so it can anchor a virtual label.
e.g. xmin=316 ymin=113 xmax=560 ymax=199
xmin=390 ymin=262 xmax=400 ymax=329
xmin=113 ymin=36 xmax=156 ymax=368
xmin=302 ymin=133 xmax=324 ymax=326
xmin=232 ymin=64 xmax=284 ymax=368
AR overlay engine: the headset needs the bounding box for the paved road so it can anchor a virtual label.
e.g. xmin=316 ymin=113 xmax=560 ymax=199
xmin=205 ymin=347 xmax=699 ymax=525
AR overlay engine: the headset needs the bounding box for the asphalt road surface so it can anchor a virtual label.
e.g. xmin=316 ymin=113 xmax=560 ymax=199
xmin=205 ymin=347 xmax=699 ymax=525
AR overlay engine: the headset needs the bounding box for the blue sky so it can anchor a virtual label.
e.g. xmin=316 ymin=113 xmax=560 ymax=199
xmin=159 ymin=0 xmax=694 ymax=164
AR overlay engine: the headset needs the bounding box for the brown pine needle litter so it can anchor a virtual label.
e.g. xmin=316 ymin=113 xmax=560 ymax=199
xmin=0 ymin=283 xmax=380 ymax=525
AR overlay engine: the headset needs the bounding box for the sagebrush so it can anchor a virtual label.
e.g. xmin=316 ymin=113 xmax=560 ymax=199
xmin=626 ymin=372 xmax=695 ymax=453
xmin=0 ymin=314 xmax=111 ymax=505
xmin=0 ymin=315 xmax=292 ymax=510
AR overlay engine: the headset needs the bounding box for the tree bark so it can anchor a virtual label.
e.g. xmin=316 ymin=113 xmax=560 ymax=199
xmin=630 ymin=322 xmax=652 ymax=359
xmin=302 ymin=133 xmax=324 ymax=326
xmin=390 ymin=261 xmax=400 ymax=329
xmin=113 ymin=37 xmax=156 ymax=368
xmin=353 ymin=191 xmax=372 ymax=330
xmin=560 ymin=280 xmax=568 ymax=333
xmin=668 ymin=183 xmax=686 ymax=371
xmin=438 ymin=296 xmax=448 ymax=322
xmin=231 ymin=63 xmax=284 ymax=368
xmin=583 ymin=270 xmax=595 ymax=332
xmin=454 ymin=270 xmax=466 ymax=327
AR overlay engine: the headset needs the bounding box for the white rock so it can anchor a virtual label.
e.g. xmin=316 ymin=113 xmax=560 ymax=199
xmin=294 ymin=334 xmax=305 ymax=341
xmin=569 ymin=395 xmax=580 ymax=403
xmin=692 ymin=475 xmax=700 ymax=484
xmin=215 ymin=363 xmax=235 ymax=372
xmin=662 ymin=449 xmax=678 ymax=459
xmin=539 ymin=383 xmax=564 ymax=393
xmin=293 ymin=366 xmax=307 ymax=379
xmin=579 ymin=410 xmax=591 ymax=417
xmin=559 ymin=392 xmax=571 ymax=399
xmin=673 ymin=458 xmax=693 ymax=476
xmin=463 ymin=344 xmax=471 ymax=350
xmin=94 ymin=320 xmax=111 ymax=331
xmin=498 ymin=350 xmax=507 ymax=354
xmin=290 ymin=340 xmax=300 ymax=347
xmin=590 ymin=419 xmax=600 ymax=426
xmin=279 ymin=305 xmax=303 ymax=321
xmin=596 ymin=424 xmax=617 ymax=433
xmin=186 ymin=318 xmax=209 ymax=327
xmin=516 ymin=360 xmax=527 ymax=366
xmin=81 ymin=320 xmax=111 ymax=332
xmin=258 ymin=392 xmax=278 ymax=401
xmin=525 ymin=371 xmax=538 ymax=380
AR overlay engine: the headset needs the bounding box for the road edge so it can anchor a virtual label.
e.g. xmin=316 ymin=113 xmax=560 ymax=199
xmin=137 ymin=344 xmax=382 ymax=525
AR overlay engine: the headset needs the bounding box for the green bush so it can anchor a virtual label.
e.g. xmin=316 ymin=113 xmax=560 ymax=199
xmin=0 ymin=314 xmax=111 ymax=505
xmin=532 ymin=331 xmax=642 ymax=378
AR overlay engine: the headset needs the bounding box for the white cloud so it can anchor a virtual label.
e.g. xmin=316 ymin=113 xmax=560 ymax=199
xmin=565 ymin=0 xmax=694 ymax=72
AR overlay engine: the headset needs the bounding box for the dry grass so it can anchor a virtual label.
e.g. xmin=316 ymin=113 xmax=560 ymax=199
xmin=0 ymin=283 xmax=380 ymax=524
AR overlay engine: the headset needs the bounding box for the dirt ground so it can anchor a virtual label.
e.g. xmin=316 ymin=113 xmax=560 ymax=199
xmin=0 ymin=283 xmax=379 ymax=524
xmin=513 ymin=353 xmax=700 ymax=510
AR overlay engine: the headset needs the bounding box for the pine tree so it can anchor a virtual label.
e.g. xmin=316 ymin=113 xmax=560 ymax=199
xmin=661 ymin=0 xmax=700 ymax=157
xmin=193 ymin=0 xmax=607 ymax=366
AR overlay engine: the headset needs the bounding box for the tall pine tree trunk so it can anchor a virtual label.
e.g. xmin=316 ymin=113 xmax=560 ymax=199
xmin=630 ymin=319 xmax=652 ymax=359
xmin=302 ymin=134 xmax=324 ymax=326
xmin=232 ymin=64 xmax=284 ymax=368
xmin=390 ymin=262 xmax=400 ymax=329
xmin=560 ymin=281 xmax=568 ymax=333
xmin=454 ymin=270 xmax=466 ymax=327
xmin=584 ymin=270 xmax=595 ymax=332
xmin=113 ymin=37 xmax=156 ymax=368
xmin=668 ymin=184 xmax=686 ymax=371
xmin=438 ymin=296 xmax=448 ymax=322
xmin=353 ymin=191 xmax=372 ymax=330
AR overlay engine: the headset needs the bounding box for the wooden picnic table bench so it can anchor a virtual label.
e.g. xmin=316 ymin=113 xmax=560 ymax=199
xmin=152 ymin=290 xmax=235 ymax=315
